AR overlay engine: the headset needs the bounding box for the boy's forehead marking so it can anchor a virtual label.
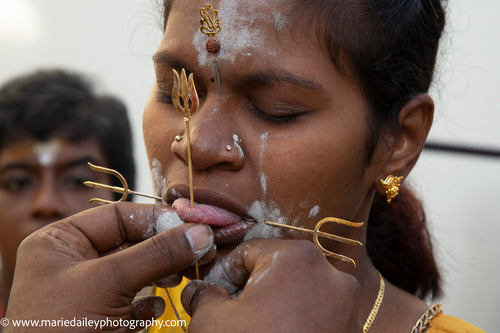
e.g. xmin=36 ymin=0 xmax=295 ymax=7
xmin=34 ymin=139 xmax=63 ymax=166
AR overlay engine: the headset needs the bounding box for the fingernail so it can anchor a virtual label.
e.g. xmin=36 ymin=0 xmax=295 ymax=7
xmin=185 ymin=224 xmax=213 ymax=259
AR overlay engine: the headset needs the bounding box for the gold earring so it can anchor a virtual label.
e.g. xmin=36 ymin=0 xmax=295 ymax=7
xmin=379 ymin=175 xmax=403 ymax=203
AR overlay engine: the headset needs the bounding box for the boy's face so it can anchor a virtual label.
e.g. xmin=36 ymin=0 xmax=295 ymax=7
xmin=0 ymin=137 xmax=113 ymax=278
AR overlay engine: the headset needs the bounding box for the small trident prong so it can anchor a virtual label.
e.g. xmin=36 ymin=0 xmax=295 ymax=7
xmin=265 ymin=217 xmax=364 ymax=267
xmin=84 ymin=162 xmax=162 ymax=205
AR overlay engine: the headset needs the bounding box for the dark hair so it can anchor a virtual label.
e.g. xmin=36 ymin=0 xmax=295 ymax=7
xmin=161 ymin=0 xmax=445 ymax=298
xmin=0 ymin=69 xmax=136 ymax=196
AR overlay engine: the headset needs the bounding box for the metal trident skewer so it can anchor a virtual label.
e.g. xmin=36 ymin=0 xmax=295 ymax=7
xmin=84 ymin=162 xmax=162 ymax=205
xmin=265 ymin=218 xmax=364 ymax=267
xmin=172 ymin=68 xmax=200 ymax=279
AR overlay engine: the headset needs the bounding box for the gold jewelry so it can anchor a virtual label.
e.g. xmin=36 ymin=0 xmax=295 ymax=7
xmin=200 ymin=3 xmax=222 ymax=54
xmin=225 ymin=145 xmax=232 ymax=151
xmin=379 ymin=175 xmax=403 ymax=203
xmin=363 ymin=270 xmax=385 ymax=333
xmin=84 ymin=163 xmax=162 ymax=204
xmin=200 ymin=3 xmax=222 ymax=95
xmin=264 ymin=217 xmax=364 ymax=267
xmin=173 ymin=68 xmax=200 ymax=279
xmin=411 ymin=303 xmax=443 ymax=333
xmin=174 ymin=135 xmax=182 ymax=142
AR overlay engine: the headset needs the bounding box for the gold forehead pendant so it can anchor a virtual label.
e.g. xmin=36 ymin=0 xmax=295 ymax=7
xmin=200 ymin=3 xmax=222 ymax=94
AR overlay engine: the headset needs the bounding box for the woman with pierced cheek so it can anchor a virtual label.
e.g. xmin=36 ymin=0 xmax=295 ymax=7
xmin=144 ymin=0 xmax=483 ymax=332
xmin=3 ymin=1 xmax=485 ymax=332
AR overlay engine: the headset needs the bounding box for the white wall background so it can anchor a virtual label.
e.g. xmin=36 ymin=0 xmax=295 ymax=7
xmin=0 ymin=0 xmax=498 ymax=331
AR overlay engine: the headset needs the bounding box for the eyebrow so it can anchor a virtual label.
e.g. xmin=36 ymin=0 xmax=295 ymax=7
xmin=0 ymin=157 xmax=100 ymax=174
xmin=152 ymin=51 xmax=324 ymax=91
xmin=152 ymin=51 xmax=197 ymax=76
xmin=244 ymin=69 xmax=324 ymax=91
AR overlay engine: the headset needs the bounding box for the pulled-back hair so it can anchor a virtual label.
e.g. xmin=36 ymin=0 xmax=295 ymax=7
xmin=161 ymin=0 xmax=445 ymax=299
xmin=0 ymin=69 xmax=136 ymax=196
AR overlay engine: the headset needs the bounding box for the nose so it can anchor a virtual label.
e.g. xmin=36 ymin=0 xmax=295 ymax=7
xmin=31 ymin=174 xmax=66 ymax=220
xmin=171 ymin=99 xmax=245 ymax=172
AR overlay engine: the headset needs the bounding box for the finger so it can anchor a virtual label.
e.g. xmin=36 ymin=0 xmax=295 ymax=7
xmin=41 ymin=202 xmax=183 ymax=260
xmin=153 ymin=242 xmax=217 ymax=288
xmin=181 ymin=280 xmax=232 ymax=316
xmin=131 ymin=296 xmax=166 ymax=321
xmin=97 ymin=223 xmax=214 ymax=290
xmin=204 ymin=239 xmax=327 ymax=295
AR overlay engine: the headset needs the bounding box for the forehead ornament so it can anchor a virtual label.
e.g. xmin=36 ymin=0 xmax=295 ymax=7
xmin=200 ymin=3 xmax=222 ymax=54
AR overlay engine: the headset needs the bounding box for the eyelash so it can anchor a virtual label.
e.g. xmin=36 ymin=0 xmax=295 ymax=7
xmin=156 ymin=82 xmax=173 ymax=104
xmin=248 ymin=101 xmax=304 ymax=124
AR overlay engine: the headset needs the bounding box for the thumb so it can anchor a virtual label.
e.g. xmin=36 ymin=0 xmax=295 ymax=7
xmin=98 ymin=223 xmax=214 ymax=291
xmin=181 ymin=280 xmax=232 ymax=316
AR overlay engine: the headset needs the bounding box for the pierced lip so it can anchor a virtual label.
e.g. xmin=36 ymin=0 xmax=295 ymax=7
xmin=166 ymin=184 xmax=255 ymax=222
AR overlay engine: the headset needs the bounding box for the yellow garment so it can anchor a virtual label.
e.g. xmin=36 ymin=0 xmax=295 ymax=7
xmin=148 ymin=277 xmax=191 ymax=333
xmin=149 ymin=284 xmax=485 ymax=333
xmin=428 ymin=313 xmax=486 ymax=333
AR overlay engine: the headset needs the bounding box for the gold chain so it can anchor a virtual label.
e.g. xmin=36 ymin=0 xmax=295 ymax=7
xmin=363 ymin=270 xmax=385 ymax=333
xmin=411 ymin=303 xmax=443 ymax=333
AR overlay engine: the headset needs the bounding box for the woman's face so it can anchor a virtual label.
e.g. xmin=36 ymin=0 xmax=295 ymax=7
xmin=144 ymin=0 xmax=385 ymax=272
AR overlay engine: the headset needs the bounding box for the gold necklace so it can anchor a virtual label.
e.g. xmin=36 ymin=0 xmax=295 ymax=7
xmin=363 ymin=270 xmax=385 ymax=333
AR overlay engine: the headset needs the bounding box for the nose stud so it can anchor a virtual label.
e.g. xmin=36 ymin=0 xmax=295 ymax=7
xmin=225 ymin=145 xmax=232 ymax=152
xmin=174 ymin=135 xmax=183 ymax=142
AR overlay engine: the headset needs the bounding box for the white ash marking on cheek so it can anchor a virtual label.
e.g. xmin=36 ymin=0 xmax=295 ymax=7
xmin=156 ymin=211 xmax=184 ymax=233
xmin=259 ymin=132 xmax=268 ymax=165
xmin=259 ymin=172 xmax=268 ymax=196
xmin=244 ymin=200 xmax=285 ymax=241
xmin=232 ymin=133 xmax=244 ymax=159
xmin=308 ymin=205 xmax=320 ymax=219
xmin=151 ymin=158 xmax=166 ymax=200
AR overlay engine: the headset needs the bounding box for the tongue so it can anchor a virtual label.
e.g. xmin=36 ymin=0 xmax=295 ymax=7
xmin=172 ymin=197 xmax=242 ymax=226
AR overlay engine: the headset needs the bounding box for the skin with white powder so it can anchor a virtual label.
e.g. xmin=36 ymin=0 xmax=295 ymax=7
xmin=192 ymin=0 xmax=287 ymax=68
xmin=34 ymin=140 xmax=62 ymax=166
xmin=151 ymin=158 xmax=166 ymax=201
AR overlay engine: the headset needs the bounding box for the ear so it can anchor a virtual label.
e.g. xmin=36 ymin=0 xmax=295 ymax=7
xmin=374 ymin=94 xmax=434 ymax=193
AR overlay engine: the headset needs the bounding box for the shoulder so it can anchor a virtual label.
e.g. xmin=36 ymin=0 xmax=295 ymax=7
xmin=428 ymin=313 xmax=486 ymax=333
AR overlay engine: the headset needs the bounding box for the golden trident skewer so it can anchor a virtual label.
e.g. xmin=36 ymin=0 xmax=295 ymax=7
xmin=172 ymin=68 xmax=199 ymax=209
xmin=172 ymin=68 xmax=200 ymax=279
xmin=265 ymin=218 xmax=364 ymax=267
xmin=84 ymin=162 xmax=162 ymax=205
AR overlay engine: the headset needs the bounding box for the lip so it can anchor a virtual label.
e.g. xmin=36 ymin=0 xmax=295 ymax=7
xmin=166 ymin=185 xmax=257 ymax=245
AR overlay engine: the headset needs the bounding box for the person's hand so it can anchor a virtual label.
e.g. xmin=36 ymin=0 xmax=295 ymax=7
xmin=4 ymin=202 xmax=215 ymax=332
xmin=181 ymin=238 xmax=362 ymax=333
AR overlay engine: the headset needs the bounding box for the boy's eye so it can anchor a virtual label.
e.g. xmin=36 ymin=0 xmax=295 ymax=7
xmin=1 ymin=176 xmax=36 ymax=193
